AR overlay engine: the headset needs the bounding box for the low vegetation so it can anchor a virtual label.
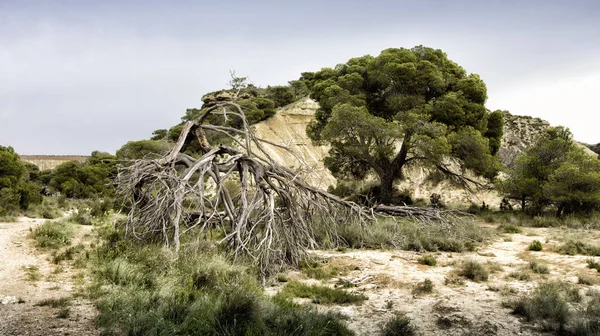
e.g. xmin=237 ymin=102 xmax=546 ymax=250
xmin=334 ymin=218 xmax=489 ymax=253
xmin=279 ymin=281 xmax=367 ymax=305
xmin=417 ymin=255 xmax=437 ymax=266
xmin=380 ymin=315 xmax=417 ymax=336
xmin=89 ymin=223 xmax=355 ymax=336
xmin=30 ymin=218 xmax=74 ymax=249
xmin=528 ymin=240 xmax=543 ymax=251
xmin=457 ymin=260 xmax=489 ymax=282
xmin=556 ymin=240 xmax=600 ymax=256
xmin=529 ymin=259 xmax=550 ymax=274
xmin=504 ymin=281 xmax=599 ymax=334
xmin=412 ymin=278 xmax=434 ymax=295
xmin=35 ymin=297 xmax=71 ymax=308
xmin=299 ymin=257 xmax=357 ymax=280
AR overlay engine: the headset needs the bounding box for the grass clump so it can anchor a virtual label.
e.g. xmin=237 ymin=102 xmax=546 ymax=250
xmin=458 ymin=260 xmax=489 ymax=282
xmin=578 ymin=274 xmax=599 ymax=286
xmin=280 ymin=281 xmax=367 ymax=305
xmin=508 ymin=270 xmax=532 ymax=281
xmin=506 ymin=282 xmax=581 ymax=332
xmin=30 ymin=219 xmax=74 ymax=249
xmin=36 ymin=297 xmax=71 ymax=308
xmin=417 ymin=255 xmax=437 ymax=266
xmin=529 ymin=260 xmax=550 ymax=274
xmin=498 ymin=223 xmax=522 ymax=234
xmin=334 ymin=218 xmax=489 ymax=253
xmin=21 ymin=265 xmax=42 ymax=281
xmin=56 ymin=307 xmax=70 ymax=318
xmin=528 ymin=240 xmax=543 ymax=251
xmin=52 ymin=244 xmax=85 ymax=264
xmin=588 ymin=259 xmax=600 ymax=272
xmin=299 ymin=257 xmax=355 ymax=280
xmin=412 ymin=278 xmax=434 ymax=295
xmin=0 ymin=215 xmax=17 ymax=222
xmin=380 ymin=315 xmax=417 ymax=336
xmin=556 ymin=240 xmax=600 ymax=256
xmin=90 ymin=224 xmax=355 ymax=336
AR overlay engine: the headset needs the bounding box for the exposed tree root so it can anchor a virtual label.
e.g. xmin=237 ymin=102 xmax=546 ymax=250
xmin=116 ymin=102 xmax=469 ymax=277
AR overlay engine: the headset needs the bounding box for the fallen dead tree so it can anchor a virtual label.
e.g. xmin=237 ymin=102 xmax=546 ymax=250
xmin=116 ymin=102 xmax=469 ymax=276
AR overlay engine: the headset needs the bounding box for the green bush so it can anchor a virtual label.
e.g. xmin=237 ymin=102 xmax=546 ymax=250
xmin=412 ymin=279 xmax=434 ymax=295
xmin=528 ymin=240 xmax=543 ymax=251
xmin=508 ymin=282 xmax=578 ymax=331
xmin=529 ymin=260 xmax=550 ymax=274
xmin=458 ymin=260 xmax=489 ymax=282
xmin=279 ymin=282 xmax=367 ymax=305
xmin=498 ymin=223 xmax=522 ymax=233
xmin=588 ymin=259 xmax=600 ymax=272
xmin=333 ymin=218 xmax=488 ymax=253
xmin=417 ymin=255 xmax=437 ymax=266
xmin=30 ymin=219 xmax=74 ymax=249
xmin=556 ymin=240 xmax=600 ymax=256
xmin=380 ymin=315 xmax=417 ymax=336
xmin=90 ymin=227 xmax=355 ymax=336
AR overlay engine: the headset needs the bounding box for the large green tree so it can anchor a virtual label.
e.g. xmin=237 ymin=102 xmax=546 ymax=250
xmin=0 ymin=146 xmax=42 ymax=215
xmin=305 ymin=46 xmax=503 ymax=203
xmin=501 ymin=127 xmax=600 ymax=215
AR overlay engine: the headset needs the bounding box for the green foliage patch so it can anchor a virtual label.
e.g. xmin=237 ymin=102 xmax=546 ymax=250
xmin=30 ymin=219 xmax=74 ymax=249
xmin=278 ymin=281 xmax=367 ymax=305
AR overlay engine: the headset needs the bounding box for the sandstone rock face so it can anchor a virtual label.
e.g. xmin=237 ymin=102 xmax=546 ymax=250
xmin=498 ymin=113 xmax=550 ymax=168
xmin=20 ymin=155 xmax=89 ymax=170
xmin=225 ymin=97 xmax=586 ymax=207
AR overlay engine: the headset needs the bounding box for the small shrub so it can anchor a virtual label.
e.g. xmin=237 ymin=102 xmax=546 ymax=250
xmin=277 ymin=273 xmax=289 ymax=282
xmin=36 ymin=297 xmax=71 ymax=308
xmin=486 ymin=261 xmax=504 ymax=273
xmin=444 ymin=273 xmax=466 ymax=287
xmin=380 ymin=315 xmax=417 ymax=336
xmin=21 ymin=265 xmax=41 ymax=281
xmin=528 ymin=240 xmax=543 ymax=251
xmin=588 ymin=259 xmax=600 ymax=272
xmin=280 ymin=281 xmax=367 ymax=305
xmin=52 ymin=244 xmax=85 ymax=264
xmin=578 ymin=274 xmax=598 ymax=286
xmin=417 ymin=255 xmax=437 ymax=266
xmin=458 ymin=260 xmax=489 ymax=282
xmin=56 ymin=307 xmax=70 ymax=319
xmin=499 ymin=223 xmax=522 ymax=234
xmin=508 ymin=270 xmax=532 ymax=281
xmin=508 ymin=283 xmax=571 ymax=331
xmin=529 ymin=260 xmax=550 ymax=274
xmin=299 ymin=257 xmax=355 ymax=280
xmin=557 ymin=240 xmax=600 ymax=256
xmin=0 ymin=215 xmax=17 ymax=222
xmin=30 ymin=219 xmax=74 ymax=249
xmin=412 ymin=278 xmax=434 ymax=295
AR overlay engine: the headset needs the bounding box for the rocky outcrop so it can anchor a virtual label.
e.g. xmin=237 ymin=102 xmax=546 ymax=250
xmin=232 ymin=98 xmax=587 ymax=206
xmin=498 ymin=113 xmax=550 ymax=168
xmin=20 ymin=155 xmax=89 ymax=170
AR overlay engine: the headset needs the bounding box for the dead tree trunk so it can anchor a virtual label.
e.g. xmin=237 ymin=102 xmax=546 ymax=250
xmin=116 ymin=102 xmax=466 ymax=277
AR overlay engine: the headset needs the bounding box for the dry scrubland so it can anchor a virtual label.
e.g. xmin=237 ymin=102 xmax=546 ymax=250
xmin=2 ymin=211 xmax=600 ymax=335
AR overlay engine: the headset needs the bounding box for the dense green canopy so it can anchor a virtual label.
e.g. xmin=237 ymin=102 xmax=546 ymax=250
xmin=0 ymin=146 xmax=42 ymax=215
xmin=501 ymin=127 xmax=600 ymax=215
xmin=303 ymin=46 xmax=503 ymax=203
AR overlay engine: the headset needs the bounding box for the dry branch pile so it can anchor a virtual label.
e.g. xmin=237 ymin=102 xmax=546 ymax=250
xmin=116 ymin=102 xmax=467 ymax=276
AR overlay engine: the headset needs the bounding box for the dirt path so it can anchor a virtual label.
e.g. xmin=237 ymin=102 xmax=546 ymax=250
xmin=0 ymin=218 xmax=98 ymax=336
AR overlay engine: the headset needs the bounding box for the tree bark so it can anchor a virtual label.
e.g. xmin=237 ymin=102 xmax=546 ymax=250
xmin=379 ymin=170 xmax=396 ymax=205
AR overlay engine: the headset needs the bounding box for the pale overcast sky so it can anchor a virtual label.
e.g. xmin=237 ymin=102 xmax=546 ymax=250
xmin=1 ymin=0 xmax=599 ymax=154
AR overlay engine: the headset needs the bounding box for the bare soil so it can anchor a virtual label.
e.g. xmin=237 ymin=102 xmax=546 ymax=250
xmin=0 ymin=218 xmax=98 ymax=336
xmin=269 ymin=225 xmax=600 ymax=335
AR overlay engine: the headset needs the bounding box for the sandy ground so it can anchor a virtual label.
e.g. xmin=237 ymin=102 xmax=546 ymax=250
xmin=0 ymin=218 xmax=98 ymax=336
xmin=268 ymin=225 xmax=600 ymax=335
